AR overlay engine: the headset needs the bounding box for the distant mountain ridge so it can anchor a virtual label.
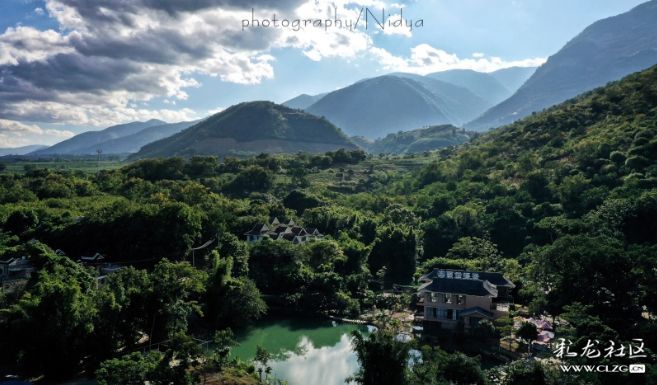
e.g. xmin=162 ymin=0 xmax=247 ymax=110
xmin=30 ymin=119 xmax=197 ymax=156
xmin=283 ymin=93 xmax=327 ymax=109
xmin=424 ymin=70 xmax=511 ymax=106
xmin=468 ymin=0 xmax=657 ymax=130
xmin=285 ymin=67 xmax=535 ymax=139
xmin=133 ymin=101 xmax=357 ymax=158
xmin=488 ymin=67 xmax=537 ymax=94
xmin=0 ymin=145 xmax=48 ymax=156
xmin=32 ymin=119 xmax=166 ymax=155
xmin=77 ymin=120 xmax=198 ymax=154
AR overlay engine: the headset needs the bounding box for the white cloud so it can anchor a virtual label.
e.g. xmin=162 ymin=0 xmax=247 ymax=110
xmin=0 ymin=119 xmax=74 ymax=147
xmin=0 ymin=1 xmax=285 ymax=129
xmin=206 ymin=106 xmax=226 ymax=116
xmin=2 ymin=100 xmax=199 ymax=127
xmin=380 ymin=13 xmax=413 ymax=37
xmin=370 ymin=44 xmax=546 ymax=74
xmin=0 ymin=26 xmax=73 ymax=65
xmin=273 ymin=0 xmax=376 ymax=61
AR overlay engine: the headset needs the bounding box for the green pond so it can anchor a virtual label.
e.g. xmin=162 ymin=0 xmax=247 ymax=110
xmin=232 ymin=317 xmax=371 ymax=385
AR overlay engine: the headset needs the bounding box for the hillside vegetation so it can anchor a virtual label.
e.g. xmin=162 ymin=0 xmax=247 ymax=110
xmin=362 ymin=125 xmax=472 ymax=154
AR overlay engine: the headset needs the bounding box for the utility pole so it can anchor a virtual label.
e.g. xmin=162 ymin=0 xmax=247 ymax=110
xmin=96 ymin=148 xmax=102 ymax=173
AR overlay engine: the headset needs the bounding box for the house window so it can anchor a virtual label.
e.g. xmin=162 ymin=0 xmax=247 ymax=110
xmin=446 ymin=309 xmax=453 ymax=320
xmin=445 ymin=294 xmax=453 ymax=304
xmin=456 ymin=295 xmax=465 ymax=305
xmin=430 ymin=292 xmax=439 ymax=303
xmin=436 ymin=309 xmax=448 ymax=319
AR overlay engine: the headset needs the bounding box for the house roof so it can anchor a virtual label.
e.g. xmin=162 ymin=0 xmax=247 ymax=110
xmin=420 ymin=277 xmax=498 ymax=297
xmin=244 ymin=223 xmax=267 ymax=235
xmin=0 ymin=257 xmax=16 ymax=265
xmin=273 ymin=225 xmax=289 ymax=234
xmin=475 ymin=271 xmax=515 ymax=288
xmin=80 ymin=253 xmax=104 ymax=261
xmin=424 ymin=269 xmax=515 ymax=288
xmin=245 ymin=222 xmax=323 ymax=241
xmin=290 ymin=226 xmax=307 ymax=236
xmin=459 ymin=306 xmax=494 ymax=318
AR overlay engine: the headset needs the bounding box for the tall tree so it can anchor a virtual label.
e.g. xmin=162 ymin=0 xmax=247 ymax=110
xmin=351 ymin=331 xmax=410 ymax=385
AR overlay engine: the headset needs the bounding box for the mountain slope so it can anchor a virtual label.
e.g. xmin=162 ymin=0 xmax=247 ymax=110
xmin=75 ymin=120 xmax=198 ymax=154
xmin=464 ymin=64 xmax=657 ymax=182
xmin=365 ymin=125 xmax=472 ymax=154
xmin=489 ymin=67 xmax=536 ymax=93
xmin=426 ymin=69 xmax=511 ymax=106
xmin=32 ymin=119 xmax=166 ymax=155
xmin=0 ymin=145 xmax=47 ymax=156
xmin=306 ymin=75 xmax=486 ymax=138
xmin=468 ymin=0 xmax=657 ymax=131
xmin=283 ymin=93 xmax=327 ymax=109
xmin=133 ymin=101 xmax=357 ymax=158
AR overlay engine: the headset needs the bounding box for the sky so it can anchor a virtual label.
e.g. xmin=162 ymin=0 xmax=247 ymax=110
xmin=0 ymin=0 xmax=648 ymax=147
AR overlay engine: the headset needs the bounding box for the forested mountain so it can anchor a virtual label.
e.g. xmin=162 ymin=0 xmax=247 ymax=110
xmin=134 ymin=101 xmax=357 ymax=158
xmin=306 ymin=75 xmax=486 ymax=138
xmin=362 ymin=125 xmax=472 ymax=154
xmin=32 ymin=119 xmax=166 ymax=155
xmin=404 ymin=63 xmax=657 ymax=356
xmin=468 ymin=0 xmax=657 ymax=130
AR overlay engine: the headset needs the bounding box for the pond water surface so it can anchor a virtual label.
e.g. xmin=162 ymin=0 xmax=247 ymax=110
xmin=232 ymin=317 xmax=371 ymax=385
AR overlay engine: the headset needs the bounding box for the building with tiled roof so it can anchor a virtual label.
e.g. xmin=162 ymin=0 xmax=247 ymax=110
xmin=244 ymin=218 xmax=323 ymax=244
xmin=417 ymin=269 xmax=514 ymax=331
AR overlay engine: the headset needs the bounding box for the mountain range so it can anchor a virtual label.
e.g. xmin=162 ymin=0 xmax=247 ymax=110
xmin=0 ymin=145 xmax=48 ymax=156
xmin=286 ymin=67 xmax=534 ymax=139
xmin=26 ymin=1 xmax=657 ymax=156
xmin=31 ymin=119 xmax=198 ymax=156
xmin=132 ymin=101 xmax=357 ymax=158
xmin=468 ymin=0 xmax=657 ymax=130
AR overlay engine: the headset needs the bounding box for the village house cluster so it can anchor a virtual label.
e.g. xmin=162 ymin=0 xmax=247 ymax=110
xmin=244 ymin=218 xmax=323 ymax=244
xmin=0 ymin=256 xmax=35 ymax=291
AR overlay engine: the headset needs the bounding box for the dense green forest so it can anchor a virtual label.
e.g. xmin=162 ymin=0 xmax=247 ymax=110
xmin=356 ymin=124 xmax=473 ymax=155
xmin=1 ymin=65 xmax=657 ymax=384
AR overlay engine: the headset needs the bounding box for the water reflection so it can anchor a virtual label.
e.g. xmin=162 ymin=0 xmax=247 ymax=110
xmin=271 ymin=334 xmax=359 ymax=385
xmin=232 ymin=317 xmax=369 ymax=385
